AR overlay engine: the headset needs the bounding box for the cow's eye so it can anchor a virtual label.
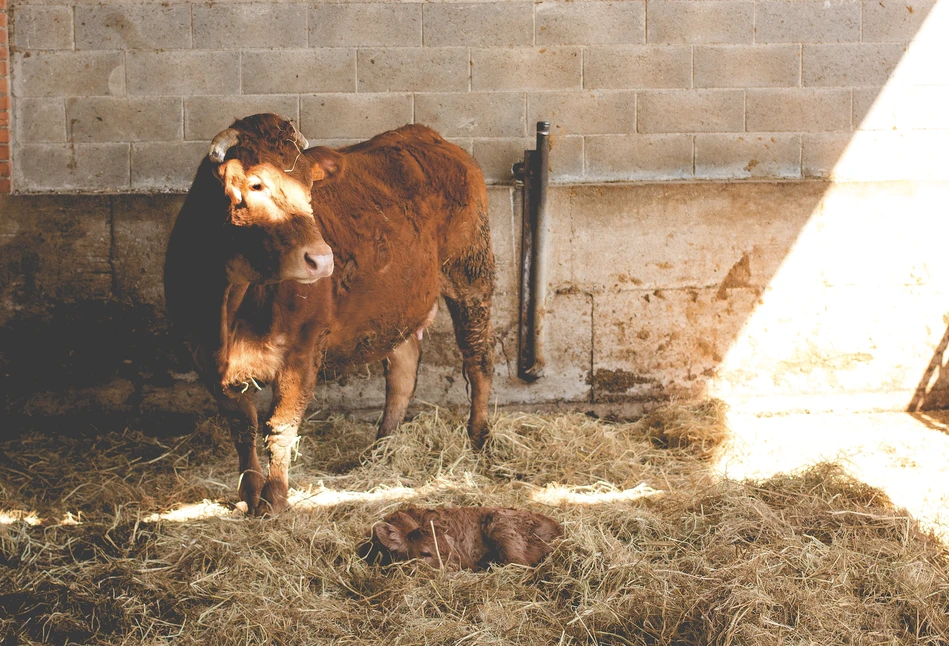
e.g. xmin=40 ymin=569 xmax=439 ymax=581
xmin=420 ymin=551 xmax=432 ymax=558
xmin=250 ymin=182 xmax=263 ymax=191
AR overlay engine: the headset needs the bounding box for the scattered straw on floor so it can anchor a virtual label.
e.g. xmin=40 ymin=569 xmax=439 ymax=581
xmin=2 ymin=401 xmax=948 ymax=645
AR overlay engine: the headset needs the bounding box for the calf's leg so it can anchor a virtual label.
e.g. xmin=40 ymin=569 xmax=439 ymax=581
xmin=377 ymin=335 xmax=422 ymax=439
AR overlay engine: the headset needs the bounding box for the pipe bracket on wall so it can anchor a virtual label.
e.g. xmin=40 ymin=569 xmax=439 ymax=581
xmin=512 ymin=121 xmax=550 ymax=382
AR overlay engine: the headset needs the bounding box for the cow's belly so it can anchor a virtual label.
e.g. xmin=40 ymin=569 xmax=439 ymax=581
xmin=320 ymin=235 xmax=441 ymax=371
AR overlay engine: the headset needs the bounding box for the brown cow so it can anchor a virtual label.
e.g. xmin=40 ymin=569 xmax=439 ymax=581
xmin=362 ymin=506 xmax=563 ymax=570
xmin=164 ymin=114 xmax=495 ymax=515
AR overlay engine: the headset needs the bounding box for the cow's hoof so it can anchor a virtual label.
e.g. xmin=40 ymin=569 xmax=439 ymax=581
xmin=253 ymin=482 xmax=289 ymax=516
xmin=469 ymin=424 xmax=490 ymax=451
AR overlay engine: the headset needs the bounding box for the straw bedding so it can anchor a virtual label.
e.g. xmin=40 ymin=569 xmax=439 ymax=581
xmin=2 ymin=401 xmax=948 ymax=645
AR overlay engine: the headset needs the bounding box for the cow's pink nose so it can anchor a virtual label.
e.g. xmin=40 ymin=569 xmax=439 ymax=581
xmin=304 ymin=251 xmax=334 ymax=278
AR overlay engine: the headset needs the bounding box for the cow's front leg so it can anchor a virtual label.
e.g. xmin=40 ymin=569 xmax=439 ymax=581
xmin=216 ymin=391 xmax=265 ymax=513
xmin=256 ymin=357 xmax=317 ymax=516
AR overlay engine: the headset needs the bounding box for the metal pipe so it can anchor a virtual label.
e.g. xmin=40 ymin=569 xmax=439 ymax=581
xmin=514 ymin=151 xmax=535 ymax=381
xmin=526 ymin=121 xmax=550 ymax=378
xmin=514 ymin=121 xmax=551 ymax=382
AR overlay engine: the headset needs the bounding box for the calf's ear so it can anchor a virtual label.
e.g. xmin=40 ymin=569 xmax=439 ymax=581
xmin=374 ymin=522 xmax=408 ymax=554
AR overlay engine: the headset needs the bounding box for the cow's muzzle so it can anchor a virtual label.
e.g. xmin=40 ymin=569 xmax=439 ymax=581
xmin=298 ymin=246 xmax=334 ymax=283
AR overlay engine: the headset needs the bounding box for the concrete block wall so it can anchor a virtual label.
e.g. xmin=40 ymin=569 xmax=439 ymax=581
xmin=6 ymin=0 xmax=945 ymax=192
xmin=3 ymin=0 xmax=949 ymax=423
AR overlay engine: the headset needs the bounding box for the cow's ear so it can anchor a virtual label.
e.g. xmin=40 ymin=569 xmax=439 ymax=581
xmin=216 ymin=159 xmax=246 ymax=207
xmin=374 ymin=522 xmax=408 ymax=553
xmin=308 ymin=148 xmax=344 ymax=183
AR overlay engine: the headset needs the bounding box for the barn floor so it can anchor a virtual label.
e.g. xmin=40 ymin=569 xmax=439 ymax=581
xmin=2 ymin=402 xmax=949 ymax=645
xmin=719 ymin=410 xmax=949 ymax=544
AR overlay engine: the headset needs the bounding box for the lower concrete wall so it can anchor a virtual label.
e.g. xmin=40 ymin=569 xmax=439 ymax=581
xmin=2 ymin=179 xmax=948 ymax=430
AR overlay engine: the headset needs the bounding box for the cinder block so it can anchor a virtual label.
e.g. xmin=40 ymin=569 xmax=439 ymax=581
xmin=112 ymin=194 xmax=185 ymax=306
xmin=472 ymin=134 xmax=584 ymax=183
xmin=127 ymin=52 xmax=239 ymax=96
xmin=486 ymin=186 xmax=518 ymax=321
xmin=300 ymin=94 xmax=413 ymax=139
xmin=446 ymin=138 xmax=474 ymax=155
xmin=647 ymin=2 xmax=753 ymax=44
xmin=528 ymin=91 xmax=636 ymax=135
xmin=357 ymin=48 xmax=468 ymax=92
xmin=424 ymin=3 xmax=532 ymax=47
xmin=886 ymin=39 xmax=949 ymax=86
xmin=495 ymin=292 xmax=593 ymax=404
xmin=471 ymin=48 xmax=581 ymax=91
xmin=536 ymin=1 xmax=645 ymax=46
xmin=592 ymin=288 xmax=758 ymax=402
xmin=15 ymin=97 xmax=65 ymax=143
xmin=585 ymin=134 xmax=693 ymax=180
xmin=0 ymin=195 xmax=113 ymax=310
xmin=584 ymin=46 xmax=691 ymax=89
xmin=14 ymin=143 xmax=130 ymax=192
xmin=243 ymin=50 xmax=355 ymax=94
xmin=801 ymin=133 xmax=849 ymax=178
xmin=310 ymin=4 xmax=421 ymax=47
xmin=854 ymin=86 xmax=949 ymax=131
xmin=862 ymin=0 xmax=936 ymax=42
xmin=76 ymin=5 xmax=191 ymax=50
xmin=13 ymin=51 xmax=125 ymax=97
xmin=563 ymin=182 xmax=819 ymax=291
xmin=131 ymin=142 xmax=208 ymax=192
xmin=193 ymin=4 xmax=307 ymax=49
xmin=694 ymin=45 xmax=800 ymax=88
xmin=803 ymin=44 xmax=905 ymax=87
xmin=695 ymin=134 xmax=801 ymax=179
xmin=66 ymin=97 xmax=182 ymax=143
xmin=830 ymin=131 xmax=949 ymax=181
xmin=415 ymin=92 xmax=525 ymax=137
xmin=185 ymin=95 xmax=300 ymax=141
xmin=638 ymin=90 xmax=744 ymax=133
xmin=756 ymin=2 xmax=860 ymax=43
xmin=746 ymin=89 xmax=851 ymax=132
xmin=852 ymin=88 xmax=877 ymax=130
xmin=13 ymin=6 xmax=73 ymax=49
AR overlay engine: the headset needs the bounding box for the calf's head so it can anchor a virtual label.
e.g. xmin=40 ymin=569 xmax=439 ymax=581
xmin=371 ymin=511 xmax=456 ymax=568
xmin=209 ymin=113 xmax=335 ymax=284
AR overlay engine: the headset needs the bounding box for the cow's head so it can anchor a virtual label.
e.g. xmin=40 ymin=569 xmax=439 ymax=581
xmin=371 ymin=512 xmax=457 ymax=568
xmin=208 ymin=113 xmax=335 ymax=284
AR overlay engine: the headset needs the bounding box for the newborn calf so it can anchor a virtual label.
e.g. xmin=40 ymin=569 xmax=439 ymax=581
xmin=362 ymin=506 xmax=563 ymax=570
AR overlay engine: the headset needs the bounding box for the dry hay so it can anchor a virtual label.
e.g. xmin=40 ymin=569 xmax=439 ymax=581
xmin=1 ymin=400 xmax=948 ymax=645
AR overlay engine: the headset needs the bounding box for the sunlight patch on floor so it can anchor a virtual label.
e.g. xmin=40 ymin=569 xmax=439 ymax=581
xmin=288 ymin=482 xmax=417 ymax=509
xmin=715 ymin=410 xmax=949 ymax=543
xmin=144 ymin=500 xmax=237 ymax=523
xmin=529 ymin=482 xmax=662 ymax=506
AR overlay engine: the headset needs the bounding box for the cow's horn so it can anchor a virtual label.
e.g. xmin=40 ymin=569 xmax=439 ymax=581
xmin=289 ymin=125 xmax=308 ymax=151
xmin=208 ymin=128 xmax=241 ymax=163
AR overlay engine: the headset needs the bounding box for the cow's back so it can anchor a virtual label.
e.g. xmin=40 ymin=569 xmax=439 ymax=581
xmin=334 ymin=124 xmax=487 ymax=261
xmin=311 ymin=124 xmax=489 ymax=367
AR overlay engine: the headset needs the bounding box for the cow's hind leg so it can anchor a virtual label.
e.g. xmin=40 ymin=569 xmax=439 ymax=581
xmin=443 ymin=218 xmax=495 ymax=449
xmin=377 ymin=335 xmax=422 ymax=439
